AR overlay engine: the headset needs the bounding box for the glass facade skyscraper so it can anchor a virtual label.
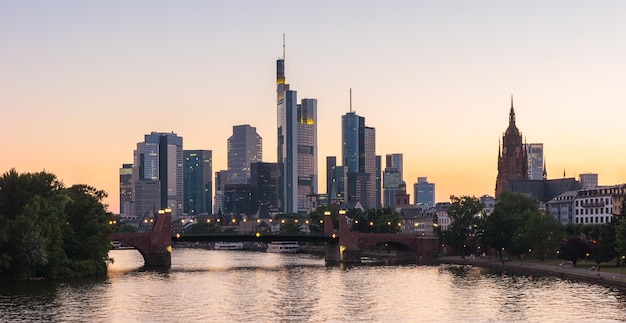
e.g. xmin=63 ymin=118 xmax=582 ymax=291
xmin=414 ymin=177 xmax=435 ymax=208
xmin=119 ymin=163 xmax=133 ymax=218
xmin=526 ymin=143 xmax=544 ymax=180
xmin=276 ymin=50 xmax=317 ymax=214
xmin=341 ymin=111 xmax=377 ymax=208
xmin=133 ymin=131 xmax=183 ymax=219
xmin=227 ymin=125 xmax=262 ymax=184
xmin=183 ymin=150 xmax=212 ymax=215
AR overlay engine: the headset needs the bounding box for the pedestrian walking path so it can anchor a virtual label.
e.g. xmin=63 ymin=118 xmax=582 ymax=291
xmin=433 ymin=255 xmax=626 ymax=290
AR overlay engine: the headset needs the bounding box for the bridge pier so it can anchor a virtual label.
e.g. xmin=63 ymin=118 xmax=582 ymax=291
xmin=111 ymin=210 xmax=172 ymax=268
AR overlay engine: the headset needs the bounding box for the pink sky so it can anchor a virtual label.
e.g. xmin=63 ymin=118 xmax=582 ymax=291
xmin=2 ymin=1 xmax=626 ymax=213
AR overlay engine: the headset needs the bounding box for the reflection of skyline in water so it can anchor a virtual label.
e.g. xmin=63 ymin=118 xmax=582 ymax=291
xmin=2 ymin=248 xmax=625 ymax=322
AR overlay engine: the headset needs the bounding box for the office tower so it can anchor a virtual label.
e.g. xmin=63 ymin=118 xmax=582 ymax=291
xmin=223 ymin=184 xmax=252 ymax=216
xmin=383 ymin=167 xmax=401 ymax=208
xmin=213 ymin=170 xmax=228 ymax=214
xmin=250 ymin=162 xmax=278 ymax=214
xmin=276 ymin=42 xmax=318 ymax=214
xmin=376 ymin=155 xmax=382 ymax=208
xmin=326 ymin=156 xmax=336 ymax=196
xmin=495 ymin=97 xmax=528 ymax=197
xmin=119 ymin=163 xmax=133 ymax=218
xmin=326 ymin=158 xmax=347 ymax=204
xmin=579 ymin=173 xmax=598 ymax=189
xmin=133 ymin=131 xmax=183 ymax=218
xmin=341 ymin=109 xmax=377 ymax=208
xmin=414 ymin=177 xmax=435 ymax=208
xmin=183 ymin=150 xmax=212 ymax=215
xmin=527 ymin=143 xmax=545 ymax=180
xmin=227 ymin=125 xmax=262 ymax=184
xmin=386 ymin=153 xmax=403 ymax=181
xmin=383 ymin=153 xmax=403 ymax=208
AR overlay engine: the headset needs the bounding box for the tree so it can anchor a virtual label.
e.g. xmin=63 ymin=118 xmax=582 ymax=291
xmin=582 ymin=223 xmax=617 ymax=265
xmin=441 ymin=195 xmax=483 ymax=257
xmin=477 ymin=191 xmax=538 ymax=259
xmin=186 ymin=222 xmax=220 ymax=234
xmin=559 ymin=237 xmax=590 ymax=267
xmin=0 ymin=170 xmax=113 ymax=280
xmin=615 ymin=198 xmax=626 ymax=266
xmin=512 ymin=211 xmax=564 ymax=261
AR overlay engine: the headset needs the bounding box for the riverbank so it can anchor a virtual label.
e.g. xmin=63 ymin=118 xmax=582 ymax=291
xmin=433 ymin=255 xmax=626 ymax=291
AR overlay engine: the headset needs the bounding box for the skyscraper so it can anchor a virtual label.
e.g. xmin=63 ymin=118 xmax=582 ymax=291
xmin=227 ymin=125 xmax=262 ymax=184
xmin=250 ymin=162 xmax=278 ymax=214
xmin=342 ymin=110 xmax=377 ymax=208
xmin=414 ymin=177 xmax=435 ymax=208
xmin=383 ymin=153 xmax=403 ymax=208
xmin=119 ymin=163 xmax=133 ymax=218
xmin=183 ymin=150 xmax=212 ymax=215
xmin=276 ymin=41 xmax=318 ymax=214
xmin=133 ymin=131 xmax=183 ymax=218
xmin=213 ymin=170 xmax=228 ymax=215
xmin=495 ymin=97 xmax=528 ymax=197
xmin=526 ymin=143 xmax=545 ymax=180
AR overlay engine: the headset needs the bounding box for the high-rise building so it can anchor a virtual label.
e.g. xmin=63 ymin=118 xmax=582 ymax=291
xmin=213 ymin=170 xmax=228 ymax=215
xmin=223 ymin=184 xmax=252 ymax=216
xmin=383 ymin=153 xmax=403 ymax=208
xmin=133 ymin=131 xmax=183 ymax=218
xmin=119 ymin=163 xmax=133 ymax=218
xmin=227 ymin=125 xmax=262 ymax=184
xmin=414 ymin=177 xmax=435 ymax=208
xmin=183 ymin=150 xmax=212 ymax=215
xmin=326 ymin=156 xmax=336 ymax=197
xmin=495 ymin=97 xmax=528 ymax=197
xmin=527 ymin=143 xmax=545 ymax=180
xmin=375 ymin=155 xmax=382 ymax=208
xmin=250 ymin=162 xmax=278 ymax=214
xmin=386 ymin=153 xmax=403 ymax=180
xmin=276 ymin=43 xmax=318 ymax=214
xmin=579 ymin=173 xmax=598 ymax=189
xmin=341 ymin=110 xmax=377 ymax=208
xmin=383 ymin=167 xmax=401 ymax=208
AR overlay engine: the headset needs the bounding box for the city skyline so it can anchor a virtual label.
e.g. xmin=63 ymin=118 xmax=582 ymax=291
xmin=2 ymin=2 xmax=626 ymax=213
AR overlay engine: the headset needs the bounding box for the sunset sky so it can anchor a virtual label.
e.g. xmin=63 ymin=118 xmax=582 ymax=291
xmin=2 ymin=1 xmax=626 ymax=214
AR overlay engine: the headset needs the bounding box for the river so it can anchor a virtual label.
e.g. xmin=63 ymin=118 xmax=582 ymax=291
xmin=1 ymin=248 xmax=626 ymax=322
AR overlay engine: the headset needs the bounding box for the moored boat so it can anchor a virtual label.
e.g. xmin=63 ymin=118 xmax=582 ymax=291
xmin=266 ymin=241 xmax=299 ymax=253
xmin=214 ymin=242 xmax=244 ymax=250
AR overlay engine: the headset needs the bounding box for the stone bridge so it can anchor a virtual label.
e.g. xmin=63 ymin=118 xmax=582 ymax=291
xmin=110 ymin=210 xmax=172 ymax=267
xmin=324 ymin=212 xmax=438 ymax=265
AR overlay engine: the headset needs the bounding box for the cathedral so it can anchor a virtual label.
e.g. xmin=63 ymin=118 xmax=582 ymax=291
xmin=495 ymin=97 xmax=528 ymax=197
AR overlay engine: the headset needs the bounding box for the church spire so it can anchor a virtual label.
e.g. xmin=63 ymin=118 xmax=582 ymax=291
xmin=509 ymin=95 xmax=516 ymax=125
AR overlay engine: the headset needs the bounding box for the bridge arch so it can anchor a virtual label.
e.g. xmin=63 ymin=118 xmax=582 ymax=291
xmin=110 ymin=210 xmax=172 ymax=267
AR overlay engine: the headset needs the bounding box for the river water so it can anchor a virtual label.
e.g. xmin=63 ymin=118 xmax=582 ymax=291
xmin=1 ymin=248 xmax=626 ymax=322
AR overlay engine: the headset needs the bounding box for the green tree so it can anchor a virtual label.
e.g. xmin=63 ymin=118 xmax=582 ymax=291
xmin=441 ymin=195 xmax=483 ymax=257
xmin=615 ymin=199 xmax=626 ymax=265
xmin=559 ymin=237 xmax=589 ymax=267
xmin=477 ymin=191 xmax=538 ymax=259
xmin=512 ymin=211 xmax=564 ymax=261
xmin=0 ymin=170 xmax=113 ymax=280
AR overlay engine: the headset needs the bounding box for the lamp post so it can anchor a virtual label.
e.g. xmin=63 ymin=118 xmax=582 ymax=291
xmin=369 ymin=221 xmax=374 ymax=233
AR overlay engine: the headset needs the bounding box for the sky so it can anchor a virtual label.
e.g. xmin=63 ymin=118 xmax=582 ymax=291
xmin=2 ymin=1 xmax=626 ymax=214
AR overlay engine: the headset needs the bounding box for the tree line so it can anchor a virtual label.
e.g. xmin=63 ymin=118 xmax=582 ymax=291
xmin=0 ymin=169 xmax=113 ymax=280
xmin=438 ymin=190 xmax=626 ymax=267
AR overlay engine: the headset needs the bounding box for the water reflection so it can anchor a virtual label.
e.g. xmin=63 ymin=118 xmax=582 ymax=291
xmin=1 ymin=249 xmax=626 ymax=322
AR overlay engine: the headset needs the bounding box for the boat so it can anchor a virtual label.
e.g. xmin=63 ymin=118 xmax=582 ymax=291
xmin=266 ymin=241 xmax=299 ymax=253
xmin=214 ymin=242 xmax=244 ymax=250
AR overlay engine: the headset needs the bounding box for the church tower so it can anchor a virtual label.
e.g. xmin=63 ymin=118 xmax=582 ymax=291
xmin=495 ymin=96 xmax=528 ymax=197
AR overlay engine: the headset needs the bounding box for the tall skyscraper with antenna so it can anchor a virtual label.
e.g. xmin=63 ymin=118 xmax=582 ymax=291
xmin=342 ymin=89 xmax=377 ymax=208
xmin=276 ymin=36 xmax=318 ymax=214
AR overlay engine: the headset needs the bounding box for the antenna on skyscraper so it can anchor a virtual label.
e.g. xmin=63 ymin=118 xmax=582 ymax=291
xmin=282 ymin=33 xmax=286 ymax=60
xmin=350 ymin=88 xmax=352 ymax=112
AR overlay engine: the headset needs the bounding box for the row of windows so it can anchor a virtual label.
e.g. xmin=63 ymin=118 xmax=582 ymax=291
xmin=575 ymin=216 xmax=612 ymax=224
xmin=576 ymin=208 xmax=610 ymax=215
xmin=575 ymin=198 xmax=610 ymax=206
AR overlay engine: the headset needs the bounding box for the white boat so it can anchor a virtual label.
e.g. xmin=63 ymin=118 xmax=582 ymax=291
xmin=266 ymin=241 xmax=299 ymax=253
xmin=214 ymin=242 xmax=244 ymax=250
